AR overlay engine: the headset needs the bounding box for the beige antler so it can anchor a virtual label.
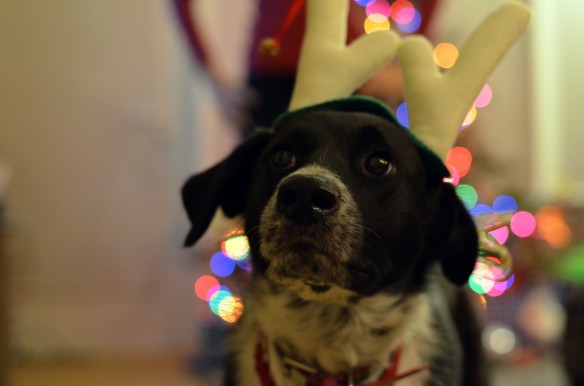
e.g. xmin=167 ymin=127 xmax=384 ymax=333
xmin=289 ymin=0 xmax=400 ymax=111
xmin=399 ymin=2 xmax=531 ymax=160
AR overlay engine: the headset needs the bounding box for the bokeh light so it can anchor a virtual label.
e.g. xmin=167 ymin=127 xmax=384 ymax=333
xmin=206 ymin=284 xmax=231 ymax=302
xmin=470 ymin=268 xmax=515 ymax=297
xmin=210 ymin=251 xmax=237 ymax=277
xmin=536 ymin=206 xmax=572 ymax=248
xmin=504 ymin=274 xmax=515 ymax=290
xmin=222 ymin=234 xmax=250 ymax=261
xmin=469 ymin=272 xmax=494 ymax=295
xmin=489 ymin=226 xmax=509 ymax=245
xmin=469 ymin=277 xmax=486 ymax=295
xmin=462 ymin=106 xmax=477 ymax=127
xmin=488 ymin=280 xmax=509 ymax=297
xmin=367 ymin=13 xmax=389 ymax=23
xmin=486 ymin=273 xmax=515 ymax=297
xmin=456 ymin=184 xmax=478 ymax=210
xmin=218 ymin=295 xmax=244 ymax=323
xmin=483 ymin=325 xmax=517 ymax=355
xmin=446 ymin=146 xmax=472 ymax=177
xmin=364 ymin=15 xmax=391 ymax=34
xmin=357 ymin=0 xmax=420 ymax=34
xmin=390 ymin=0 xmax=414 ymax=21
xmin=394 ymin=6 xmax=415 ymax=24
xmin=366 ymin=0 xmax=391 ymax=18
xmin=470 ymin=204 xmax=492 ymax=215
xmin=209 ymin=288 xmax=233 ymax=315
xmin=396 ymin=102 xmax=409 ymax=127
xmin=474 ymin=84 xmax=493 ymax=108
xmin=194 ymin=228 xmax=251 ymax=324
xmin=433 ymin=42 xmax=459 ymax=69
xmin=510 ymin=211 xmax=537 ymax=238
xmin=492 ymin=195 xmax=518 ymax=214
xmin=194 ymin=275 xmax=219 ymax=301
xmin=396 ymin=9 xmax=422 ymax=33
xmin=354 ymin=0 xmax=375 ymax=6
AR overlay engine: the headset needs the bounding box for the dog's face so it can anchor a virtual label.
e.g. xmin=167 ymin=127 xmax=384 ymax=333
xmin=183 ymin=110 xmax=478 ymax=300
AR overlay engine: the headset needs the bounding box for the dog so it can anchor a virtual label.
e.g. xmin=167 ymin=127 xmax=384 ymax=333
xmin=182 ymin=104 xmax=487 ymax=386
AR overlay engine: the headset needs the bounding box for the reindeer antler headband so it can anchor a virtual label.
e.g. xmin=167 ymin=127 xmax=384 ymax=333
xmin=276 ymin=0 xmax=530 ymax=171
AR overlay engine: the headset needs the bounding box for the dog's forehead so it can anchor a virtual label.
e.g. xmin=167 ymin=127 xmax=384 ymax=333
xmin=273 ymin=109 xmax=414 ymax=149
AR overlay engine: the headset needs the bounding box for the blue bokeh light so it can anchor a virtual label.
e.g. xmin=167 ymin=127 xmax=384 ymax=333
xmin=210 ymin=251 xmax=236 ymax=277
xmin=492 ymin=195 xmax=518 ymax=214
xmin=396 ymin=9 xmax=422 ymax=33
xmin=396 ymin=102 xmax=409 ymax=128
xmin=354 ymin=0 xmax=375 ymax=6
xmin=470 ymin=204 xmax=493 ymax=215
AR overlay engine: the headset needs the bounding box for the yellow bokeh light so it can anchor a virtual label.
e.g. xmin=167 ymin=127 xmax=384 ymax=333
xmin=462 ymin=106 xmax=477 ymax=126
xmin=218 ymin=296 xmax=244 ymax=324
xmin=364 ymin=15 xmax=390 ymax=34
xmin=433 ymin=42 xmax=459 ymax=69
xmin=222 ymin=234 xmax=250 ymax=261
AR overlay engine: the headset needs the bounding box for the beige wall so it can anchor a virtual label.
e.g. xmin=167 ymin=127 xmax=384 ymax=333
xmin=529 ymin=0 xmax=584 ymax=203
xmin=0 ymin=0 xmax=218 ymax=356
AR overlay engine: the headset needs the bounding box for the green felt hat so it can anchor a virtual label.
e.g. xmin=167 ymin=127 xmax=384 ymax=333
xmin=275 ymin=95 xmax=449 ymax=179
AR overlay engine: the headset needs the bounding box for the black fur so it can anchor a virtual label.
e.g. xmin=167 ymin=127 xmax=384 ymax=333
xmin=182 ymin=109 xmax=485 ymax=385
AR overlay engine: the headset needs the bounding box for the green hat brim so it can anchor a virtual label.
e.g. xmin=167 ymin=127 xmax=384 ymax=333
xmin=273 ymin=96 xmax=450 ymax=179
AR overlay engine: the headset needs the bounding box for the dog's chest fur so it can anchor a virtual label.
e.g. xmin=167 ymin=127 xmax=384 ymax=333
xmin=231 ymin=278 xmax=438 ymax=386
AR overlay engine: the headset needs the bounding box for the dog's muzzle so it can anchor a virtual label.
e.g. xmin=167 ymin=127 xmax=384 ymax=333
xmin=277 ymin=174 xmax=340 ymax=225
xmin=259 ymin=165 xmax=364 ymax=294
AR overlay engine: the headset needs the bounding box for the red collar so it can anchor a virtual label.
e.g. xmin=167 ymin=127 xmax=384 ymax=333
xmin=254 ymin=334 xmax=429 ymax=386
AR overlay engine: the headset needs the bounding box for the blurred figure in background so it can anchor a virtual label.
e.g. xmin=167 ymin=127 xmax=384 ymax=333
xmin=173 ymin=0 xmax=441 ymax=134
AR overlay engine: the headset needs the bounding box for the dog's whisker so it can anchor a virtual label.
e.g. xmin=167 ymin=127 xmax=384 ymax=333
xmin=353 ymin=222 xmax=382 ymax=239
xmin=245 ymin=224 xmax=262 ymax=236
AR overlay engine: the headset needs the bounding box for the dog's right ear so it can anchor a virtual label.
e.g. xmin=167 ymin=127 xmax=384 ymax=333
xmin=430 ymin=183 xmax=479 ymax=286
xmin=181 ymin=129 xmax=272 ymax=246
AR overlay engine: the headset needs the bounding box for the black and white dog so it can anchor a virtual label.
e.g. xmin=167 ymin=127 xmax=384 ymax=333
xmin=183 ymin=104 xmax=487 ymax=386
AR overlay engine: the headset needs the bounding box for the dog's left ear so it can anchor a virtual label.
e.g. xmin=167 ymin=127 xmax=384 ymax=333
xmin=182 ymin=129 xmax=272 ymax=246
xmin=428 ymin=182 xmax=479 ymax=286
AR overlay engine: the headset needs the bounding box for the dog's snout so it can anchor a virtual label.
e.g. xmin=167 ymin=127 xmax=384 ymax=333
xmin=277 ymin=175 xmax=339 ymax=224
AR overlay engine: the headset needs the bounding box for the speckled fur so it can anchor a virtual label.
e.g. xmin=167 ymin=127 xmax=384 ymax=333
xmin=231 ymin=277 xmax=437 ymax=386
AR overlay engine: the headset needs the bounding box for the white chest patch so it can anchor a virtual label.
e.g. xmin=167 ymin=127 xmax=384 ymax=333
xmin=232 ymin=278 xmax=437 ymax=386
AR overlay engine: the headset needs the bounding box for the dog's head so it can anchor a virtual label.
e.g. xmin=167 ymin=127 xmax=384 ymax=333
xmin=181 ymin=0 xmax=531 ymax=303
xmin=183 ymin=107 xmax=478 ymax=300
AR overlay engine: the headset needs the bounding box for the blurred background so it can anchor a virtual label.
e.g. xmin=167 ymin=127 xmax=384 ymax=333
xmin=0 ymin=0 xmax=583 ymax=385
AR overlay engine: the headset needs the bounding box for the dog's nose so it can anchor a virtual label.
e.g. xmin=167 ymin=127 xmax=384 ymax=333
xmin=277 ymin=175 xmax=339 ymax=224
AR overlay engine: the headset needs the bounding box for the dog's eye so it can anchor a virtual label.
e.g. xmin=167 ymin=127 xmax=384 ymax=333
xmin=362 ymin=152 xmax=394 ymax=176
xmin=271 ymin=149 xmax=296 ymax=169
